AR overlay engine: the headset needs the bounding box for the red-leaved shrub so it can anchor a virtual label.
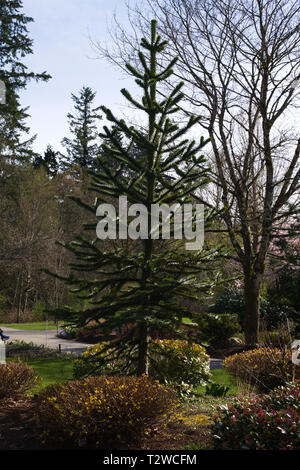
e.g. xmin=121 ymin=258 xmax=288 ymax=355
xmin=213 ymin=382 xmax=300 ymax=450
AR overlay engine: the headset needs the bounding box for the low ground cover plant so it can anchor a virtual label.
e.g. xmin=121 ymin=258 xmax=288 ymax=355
xmin=224 ymin=347 xmax=298 ymax=391
xmin=36 ymin=375 xmax=177 ymax=449
xmin=0 ymin=362 xmax=38 ymax=400
xmin=212 ymin=382 xmax=300 ymax=450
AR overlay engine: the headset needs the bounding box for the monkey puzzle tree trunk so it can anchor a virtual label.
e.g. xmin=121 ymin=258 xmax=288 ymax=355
xmin=137 ymin=323 xmax=150 ymax=375
xmin=243 ymin=272 xmax=262 ymax=348
xmin=137 ymin=255 xmax=151 ymax=376
xmin=136 ymin=33 xmax=157 ymax=377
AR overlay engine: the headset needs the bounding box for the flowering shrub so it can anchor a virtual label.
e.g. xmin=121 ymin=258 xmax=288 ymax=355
xmin=36 ymin=375 xmax=177 ymax=448
xmin=73 ymin=339 xmax=211 ymax=397
xmin=212 ymin=382 xmax=300 ymax=450
xmin=149 ymin=339 xmax=211 ymax=396
xmin=57 ymin=326 xmax=77 ymax=339
xmin=0 ymin=362 xmax=38 ymax=400
xmin=224 ymin=347 xmax=298 ymax=391
xmin=73 ymin=342 xmax=129 ymax=379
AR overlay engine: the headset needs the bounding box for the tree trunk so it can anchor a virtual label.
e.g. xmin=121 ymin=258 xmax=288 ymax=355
xmin=244 ymin=274 xmax=262 ymax=348
xmin=137 ymin=323 xmax=149 ymax=376
xmin=12 ymin=271 xmax=21 ymax=309
xmin=16 ymin=270 xmax=24 ymax=323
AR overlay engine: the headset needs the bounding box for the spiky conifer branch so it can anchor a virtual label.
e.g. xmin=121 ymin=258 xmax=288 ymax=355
xmin=49 ymin=20 xmax=224 ymax=375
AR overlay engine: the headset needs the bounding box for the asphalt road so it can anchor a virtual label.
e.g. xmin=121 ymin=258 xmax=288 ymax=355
xmin=1 ymin=327 xmax=91 ymax=355
xmin=1 ymin=327 xmax=223 ymax=368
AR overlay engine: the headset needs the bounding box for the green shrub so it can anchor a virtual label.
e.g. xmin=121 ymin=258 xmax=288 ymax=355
xmin=36 ymin=375 xmax=177 ymax=448
xmin=149 ymin=338 xmax=211 ymax=396
xmin=212 ymin=382 xmax=300 ymax=450
xmin=0 ymin=362 xmax=38 ymax=400
xmin=196 ymin=313 xmax=240 ymax=347
xmin=209 ymin=286 xmax=295 ymax=330
xmin=6 ymin=340 xmax=76 ymax=360
xmin=209 ymin=287 xmax=245 ymax=320
xmin=260 ymin=298 xmax=294 ymax=330
xmin=224 ymin=347 xmax=299 ymax=392
xmin=74 ymin=339 xmax=211 ymax=398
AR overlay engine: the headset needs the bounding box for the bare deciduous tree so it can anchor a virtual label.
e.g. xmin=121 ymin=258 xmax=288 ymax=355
xmin=95 ymin=0 xmax=300 ymax=346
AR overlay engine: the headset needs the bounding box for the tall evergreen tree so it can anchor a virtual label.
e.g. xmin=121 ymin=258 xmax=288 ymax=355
xmin=61 ymin=86 xmax=102 ymax=175
xmin=51 ymin=21 xmax=221 ymax=375
xmin=0 ymin=0 xmax=50 ymax=160
xmin=33 ymin=144 xmax=59 ymax=177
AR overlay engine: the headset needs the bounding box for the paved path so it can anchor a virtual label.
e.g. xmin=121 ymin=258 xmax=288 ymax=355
xmin=209 ymin=358 xmax=223 ymax=370
xmin=2 ymin=327 xmax=91 ymax=355
xmin=2 ymin=327 xmax=223 ymax=368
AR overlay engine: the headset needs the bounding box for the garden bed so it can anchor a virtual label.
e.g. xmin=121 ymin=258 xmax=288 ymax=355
xmin=0 ymin=395 xmax=214 ymax=450
xmin=0 ymin=396 xmax=40 ymax=450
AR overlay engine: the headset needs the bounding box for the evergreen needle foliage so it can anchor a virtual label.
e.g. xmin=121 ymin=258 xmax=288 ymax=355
xmin=0 ymin=0 xmax=50 ymax=161
xmin=61 ymin=86 xmax=102 ymax=173
xmin=50 ymin=20 xmax=223 ymax=375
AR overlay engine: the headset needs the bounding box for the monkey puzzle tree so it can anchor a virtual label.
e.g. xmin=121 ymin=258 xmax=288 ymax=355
xmin=51 ymin=20 xmax=221 ymax=375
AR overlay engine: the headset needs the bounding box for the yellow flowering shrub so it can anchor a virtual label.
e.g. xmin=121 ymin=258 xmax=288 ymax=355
xmin=73 ymin=339 xmax=211 ymax=398
xmin=73 ymin=341 xmax=132 ymax=379
xmin=224 ymin=347 xmax=299 ymax=391
xmin=36 ymin=375 xmax=177 ymax=448
xmin=0 ymin=362 xmax=38 ymax=400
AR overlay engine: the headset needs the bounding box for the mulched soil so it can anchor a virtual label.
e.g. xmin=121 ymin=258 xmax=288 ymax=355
xmin=0 ymin=396 xmax=41 ymax=450
xmin=140 ymin=419 xmax=212 ymax=450
xmin=0 ymin=396 xmax=213 ymax=451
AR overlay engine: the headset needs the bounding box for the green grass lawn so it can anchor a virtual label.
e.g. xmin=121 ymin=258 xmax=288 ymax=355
xmin=1 ymin=321 xmax=60 ymax=330
xmin=8 ymin=357 xmax=74 ymax=393
xmin=7 ymin=354 xmax=237 ymax=397
xmin=27 ymin=358 xmax=74 ymax=393
xmin=26 ymin=360 xmax=236 ymax=396
xmin=196 ymin=369 xmax=238 ymax=396
xmin=211 ymin=369 xmax=238 ymax=394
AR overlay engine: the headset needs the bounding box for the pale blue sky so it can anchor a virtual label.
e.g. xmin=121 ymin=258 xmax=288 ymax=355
xmin=18 ymin=1 xmax=299 ymax=157
xmin=21 ymin=0 xmax=135 ymax=154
